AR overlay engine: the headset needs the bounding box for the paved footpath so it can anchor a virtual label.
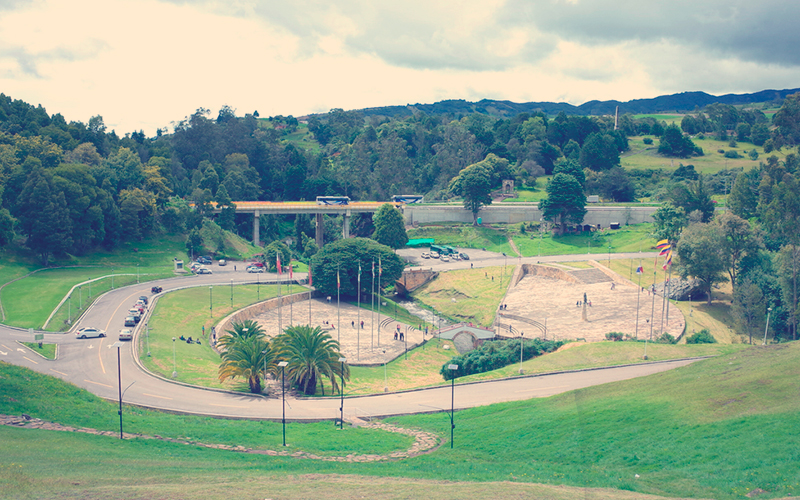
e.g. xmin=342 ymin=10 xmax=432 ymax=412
xmin=0 ymin=251 xmax=702 ymax=422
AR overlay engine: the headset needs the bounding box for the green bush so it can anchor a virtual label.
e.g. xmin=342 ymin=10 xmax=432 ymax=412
xmin=724 ymin=150 xmax=742 ymax=159
xmin=686 ymin=329 xmax=717 ymax=344
xmin=441 ymin=337 xmax=564 ymax=380
xmin=643 ymin=137 xmax=653 ymax=145
xmin=655 ymin=332 xmax=677 ymax=344
xmin=605 ymin=332 xmax=624 ymax=342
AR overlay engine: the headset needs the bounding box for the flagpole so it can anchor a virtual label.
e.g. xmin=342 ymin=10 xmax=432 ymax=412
xmin=371 ymin=260 xmax=375 ymax=351
xmin=278 ymin=255 xmax=282 ymax=336
xmin=650 ymin=255 xmax=657 ymax=341
xmin=337 ymin=264 xmax=341 ymax=344
xmin=308 ymin=265 xmax=312 ymax=326
xmin=289 ymin=259 xmax=293 ymax=327
xmin=665 ymin=264 xmax=673 ymax=326
xmin=357 ymin=263 xmax=361 ymax=362
xmin=377 ymin=257 xmax=382 ymax=347
xmin=635 ymin=261 xmax=642 ymax=340
xmin=659 ymin=253 xmax=668 ymax=337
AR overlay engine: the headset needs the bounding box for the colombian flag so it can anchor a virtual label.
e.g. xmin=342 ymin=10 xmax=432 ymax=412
xmin=656 ymin=239 xmax=670 ymax=250
xmin=308 ymin=266 xmax=313 ymax=286
xmin=276 ymin=254 xmax=281 ymax=275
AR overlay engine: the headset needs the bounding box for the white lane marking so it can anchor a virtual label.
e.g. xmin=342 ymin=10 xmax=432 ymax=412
xmin=50 ymin=369 xmax=67 ymax=376
xmin=16 ymin=348 xmax=25 ymax=352
xmin=0 ymin=350 xmax=6 ymax=356
xmin=142 ymin=393 xmax=173 ymax=400
xmin=513 ymin=385 xmax=570 ymax=394
xmin=84 ymin=379 xmax=113 ymax=388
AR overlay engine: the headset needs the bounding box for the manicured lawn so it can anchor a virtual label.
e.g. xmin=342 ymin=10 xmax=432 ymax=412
xmin=19 ymin=342 xmax=57 ymax=359
xmin=141 ymin=284 xmax=290 ymax=390
xmin=2 ymin=341 xmax=798 ymax=499
xmin=512 ymin=223 xmax=657 ymax=258
xmin=407 ymin=225 xmax=514 ymax=254
xmin=412 ymin=266 xmax=512 ymax=327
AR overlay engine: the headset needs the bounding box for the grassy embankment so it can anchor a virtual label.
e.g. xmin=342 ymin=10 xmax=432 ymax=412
xmin=1 ymin=341 xmax=798 ymax=499
xmin=18 ymin=342 xmax=57 ymax=359
xmin=142 ymin=284 xmax=288 ymax=390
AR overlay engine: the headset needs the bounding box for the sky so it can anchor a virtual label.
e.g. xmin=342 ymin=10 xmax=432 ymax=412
xmin=1 ymin=0 xmax=799 ymax=136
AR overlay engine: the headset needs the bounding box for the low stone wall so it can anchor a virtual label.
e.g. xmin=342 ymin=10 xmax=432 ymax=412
xmin=216 ymin=289 xmax=317 ymax=337
xmin=395 ymin=269 xmax=438 ymax=296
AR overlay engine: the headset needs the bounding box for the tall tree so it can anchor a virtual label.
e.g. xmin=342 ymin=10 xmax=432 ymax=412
xmin=448 ymin=154 xmax=501 ymax=225
xmin=715 ymin=211 xmax=761 ymax=294
xmin=539 ymin=173 xmax=587 ymax=234
xmin=372 ymin=203 xmax=408 ymax=249
xmin=274 ymin=325 xmax=347 ymax=396
xmin=675 ymin=222 xmax=728 ymax=305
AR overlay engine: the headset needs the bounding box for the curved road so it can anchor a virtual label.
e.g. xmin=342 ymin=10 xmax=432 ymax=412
xmin=0 ymin=251 xmax=693 ymax=422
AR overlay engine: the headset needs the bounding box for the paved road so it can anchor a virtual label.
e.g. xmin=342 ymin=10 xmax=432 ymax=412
xmin=0 ymin=251 xmax=696 ymax=422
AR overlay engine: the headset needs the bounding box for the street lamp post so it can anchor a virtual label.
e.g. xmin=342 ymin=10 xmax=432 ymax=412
xmin=111 ymin=341 xmax=125 ymax=439
xmin=338 ymin=357 xmax=346 ymax=430
xmin=171 ymin=337 xmax=177 ymax=378
xmin=519 ymin=331 xmax=524 ymax=374
xmin=538 ymin=219 xmax=543 ymax=257
xmin=278 ymin=361 xmax=288 ymax=446
xmin=209 ymin=286 xmax=213 ymax=317
xmin=68 ymin=295 xmax=72 ymax=324
xmin=608 ymin=244 xmax=611 ymax=266
xmin=448 ymin=363 xmax=459 ymax=448
xmin=763 ymin=307 xmax=773 ymax=345
xmin=137 ymin=264 xmax=140 ymax=284
xmin=146 ymin=323 xmax=151 ymax=357
xmin=383 ymin=349 xmax=388 ymax=393
xmin=230 ymin=279 xmax=233 ymax=308
xmin=111 ymin=267 xmax=114 ymax=289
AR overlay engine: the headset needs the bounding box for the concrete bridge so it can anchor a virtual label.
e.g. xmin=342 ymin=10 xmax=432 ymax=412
xmin=216 ymin=201 xmax=660 ymax=247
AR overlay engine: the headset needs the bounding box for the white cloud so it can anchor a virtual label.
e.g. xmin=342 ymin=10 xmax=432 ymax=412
xmin=0 ymin=0 xmax=797 ymax=134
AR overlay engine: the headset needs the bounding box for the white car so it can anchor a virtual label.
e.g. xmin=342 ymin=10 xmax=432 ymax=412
xmin=247 ymin=266 xmax=264 ymax=273
xmin=118 ymin=329 xmax=133 ymax=341
xmin=76 ymin=327 xmax=106 ymax=339
xmin=421 ymin=252 xmax=430 ymax=259
xmin=440 ymin=255 xmax=450 ymax=262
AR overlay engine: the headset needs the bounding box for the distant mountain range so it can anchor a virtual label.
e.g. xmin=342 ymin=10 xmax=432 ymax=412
xmin=352 ymin=88 xmax=800 ymax=118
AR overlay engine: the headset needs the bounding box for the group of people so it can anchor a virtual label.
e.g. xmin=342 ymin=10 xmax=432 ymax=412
xmin=394 ymin=325 xmax=404 ymax=341
xmin=179 ymin=335 xmax=201 ymax=345
xmin=499 ymin=304 xmax=508 ymax=310
xmin=350 ymin=320 xmax=365 ymax=328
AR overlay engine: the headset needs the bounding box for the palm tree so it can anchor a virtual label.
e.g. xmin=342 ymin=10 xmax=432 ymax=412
xmin=218 ymin=335 xmax=275 ymax=393
xmin=217 ymin=319 xmax=265 ymax=350
xmin=274 ymin=325 xmax=348 ymax=396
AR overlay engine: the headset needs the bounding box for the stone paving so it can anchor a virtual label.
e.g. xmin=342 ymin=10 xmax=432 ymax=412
xmin=0 ymin=414 xmax=440 ymax=462
xmin=500 ymin=265 xmax=685 ymax=342
xmin=251 ymin=297 xmax=427 ymax=365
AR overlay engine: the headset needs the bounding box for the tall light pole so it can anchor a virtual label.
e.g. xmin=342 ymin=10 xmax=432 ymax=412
xmin=171 ymin=337 xmax=177 ymax=378
xmin=383 ymin=349 xmax=388 ymax=393
xmin=448 ymin=363 xmax=459 ymax=449
xmin=519 ymin=331 xmax=524 ymax=374
xmin=763 ymin=307 xmax=773 ymax=345
xmin=145 ymin=323 xmax=151 ymax=357
xmin=209 ymin=286 xmax=213 ymax=317
xmin=230 ymin=279 xmax=233 ymax=308
xmin=137 ymin=264 xmax=140 ymax=284
xmin=608 ymin=244 xmax=611 ymax=267
xmin=338 ymin=357 xmax=346 ymax=429
xmin=538 ymin=219 xmax=543 ymax=257
xmin=278 ymin=361 xmax=288 ymax=446
xmin=68 ymin=295 xmax=72 ymax=324
xmin=112 ymin=341 xmax=124 ymax=439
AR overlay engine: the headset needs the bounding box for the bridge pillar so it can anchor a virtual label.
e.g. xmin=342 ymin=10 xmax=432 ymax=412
xmin=253 ymin=210 xmax=260 ymax=247
xmin=315 ymin=213 xmax=324 ymax=248
xmin=342 ymin=210 xmax=351 ymax=239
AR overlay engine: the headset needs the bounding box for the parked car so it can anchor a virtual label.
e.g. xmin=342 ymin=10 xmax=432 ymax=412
xmin=459 ymin=253 xmax=470 ymax=260
xmin=138 ymin=295 xmax=149 ymax=305
xmin=197 ymin=256 xmax=212 ymax=265
xmin=247 ymin=266 xmax=264 ymax=273
xmin=249 ymin=261 xmax=264 ymax=268
xmin=440 ymin=255 xmax=450 ymax=262
xmin=151 ymin=286 xmax=162 ymax=294
xmin=128 ymin=310 xmax=142 ymax=323
xmin=76 ymin=327 xmax=106 ymax=339
xmin=218 ymin=259 xmax=227 ymax=266
xmin=118 ymin=329 xmax=133 ymax=341
xmin=421 ymin=252 xmax=430 ymax=259
xmin=124 ymin=316 xmax=136 ymax=327
xmin=197 ymin=267 xmax=212 ymax=275
xmin=430 ymin=251 xmax=440 ymax=259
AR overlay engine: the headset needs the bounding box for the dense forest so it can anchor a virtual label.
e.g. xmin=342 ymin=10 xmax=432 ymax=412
xmin=2 ymin=91 xmax=800 ymax=342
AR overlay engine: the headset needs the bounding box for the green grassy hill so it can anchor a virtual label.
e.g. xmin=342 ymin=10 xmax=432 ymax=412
xmin=1 ymin=342 xmax=798 ymax=499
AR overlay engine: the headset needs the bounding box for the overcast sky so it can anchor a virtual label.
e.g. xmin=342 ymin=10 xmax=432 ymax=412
xmin=2 ymin=0 xmax=799 ymax=135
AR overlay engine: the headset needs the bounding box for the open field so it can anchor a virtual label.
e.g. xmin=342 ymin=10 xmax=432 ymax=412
xmin=141 ymin=284 xmax=284 ymax=389
xmin=2 ymin=341 xmax=799 ymax=499
xmin=0 ymin=236 xmax=189 ymax=329
xmin=406 ymin=225 xmax=514 ymax=255
xmin=512 ymin=223 xmax=658 ymax=257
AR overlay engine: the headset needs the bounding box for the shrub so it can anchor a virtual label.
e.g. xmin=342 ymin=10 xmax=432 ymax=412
xmin=605 ymin=332 xmax=624 ymax=341
xmin=717 ymin=149 xmax=725 ymax=154
xmin=441 ymin=337 xmax=564 ymax=380
xmin=655 ymin=332 xmax=677 ymax=344
xmin=686 ymin=329 xmax=717 ymax=344
xmin=643 ymin=137 xmax=653 ymax=145
xmin=748 ymin=149 xmax=759 ymax=161
xmin=724 ymin=150 xmax=742 ymax=159
xmin=728 ymin=139 xmax=738 ymax=148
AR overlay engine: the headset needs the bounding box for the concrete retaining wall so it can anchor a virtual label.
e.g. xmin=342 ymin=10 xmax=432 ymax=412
xmin=512 ymin=264 xmax=581 ymax=288
xmin=216 ymin=289 xmax=316 ymax=338
xmin=403 ymin=204 xmax=658 ymax=227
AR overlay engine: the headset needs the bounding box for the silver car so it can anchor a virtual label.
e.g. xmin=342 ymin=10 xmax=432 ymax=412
xmin=76 ymin=327 xmax=106 ymax=339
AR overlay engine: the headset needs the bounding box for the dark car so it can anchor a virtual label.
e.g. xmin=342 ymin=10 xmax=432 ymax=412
xmin=151 ymin=286 xmax=163 ymax=294
xmin=459 ymin=253 xmax=470 ymax=260
xmin=197 ymin=256 xmax=212 ymax=265
xmin=138 ymin=295 xmax=149 ymax=305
